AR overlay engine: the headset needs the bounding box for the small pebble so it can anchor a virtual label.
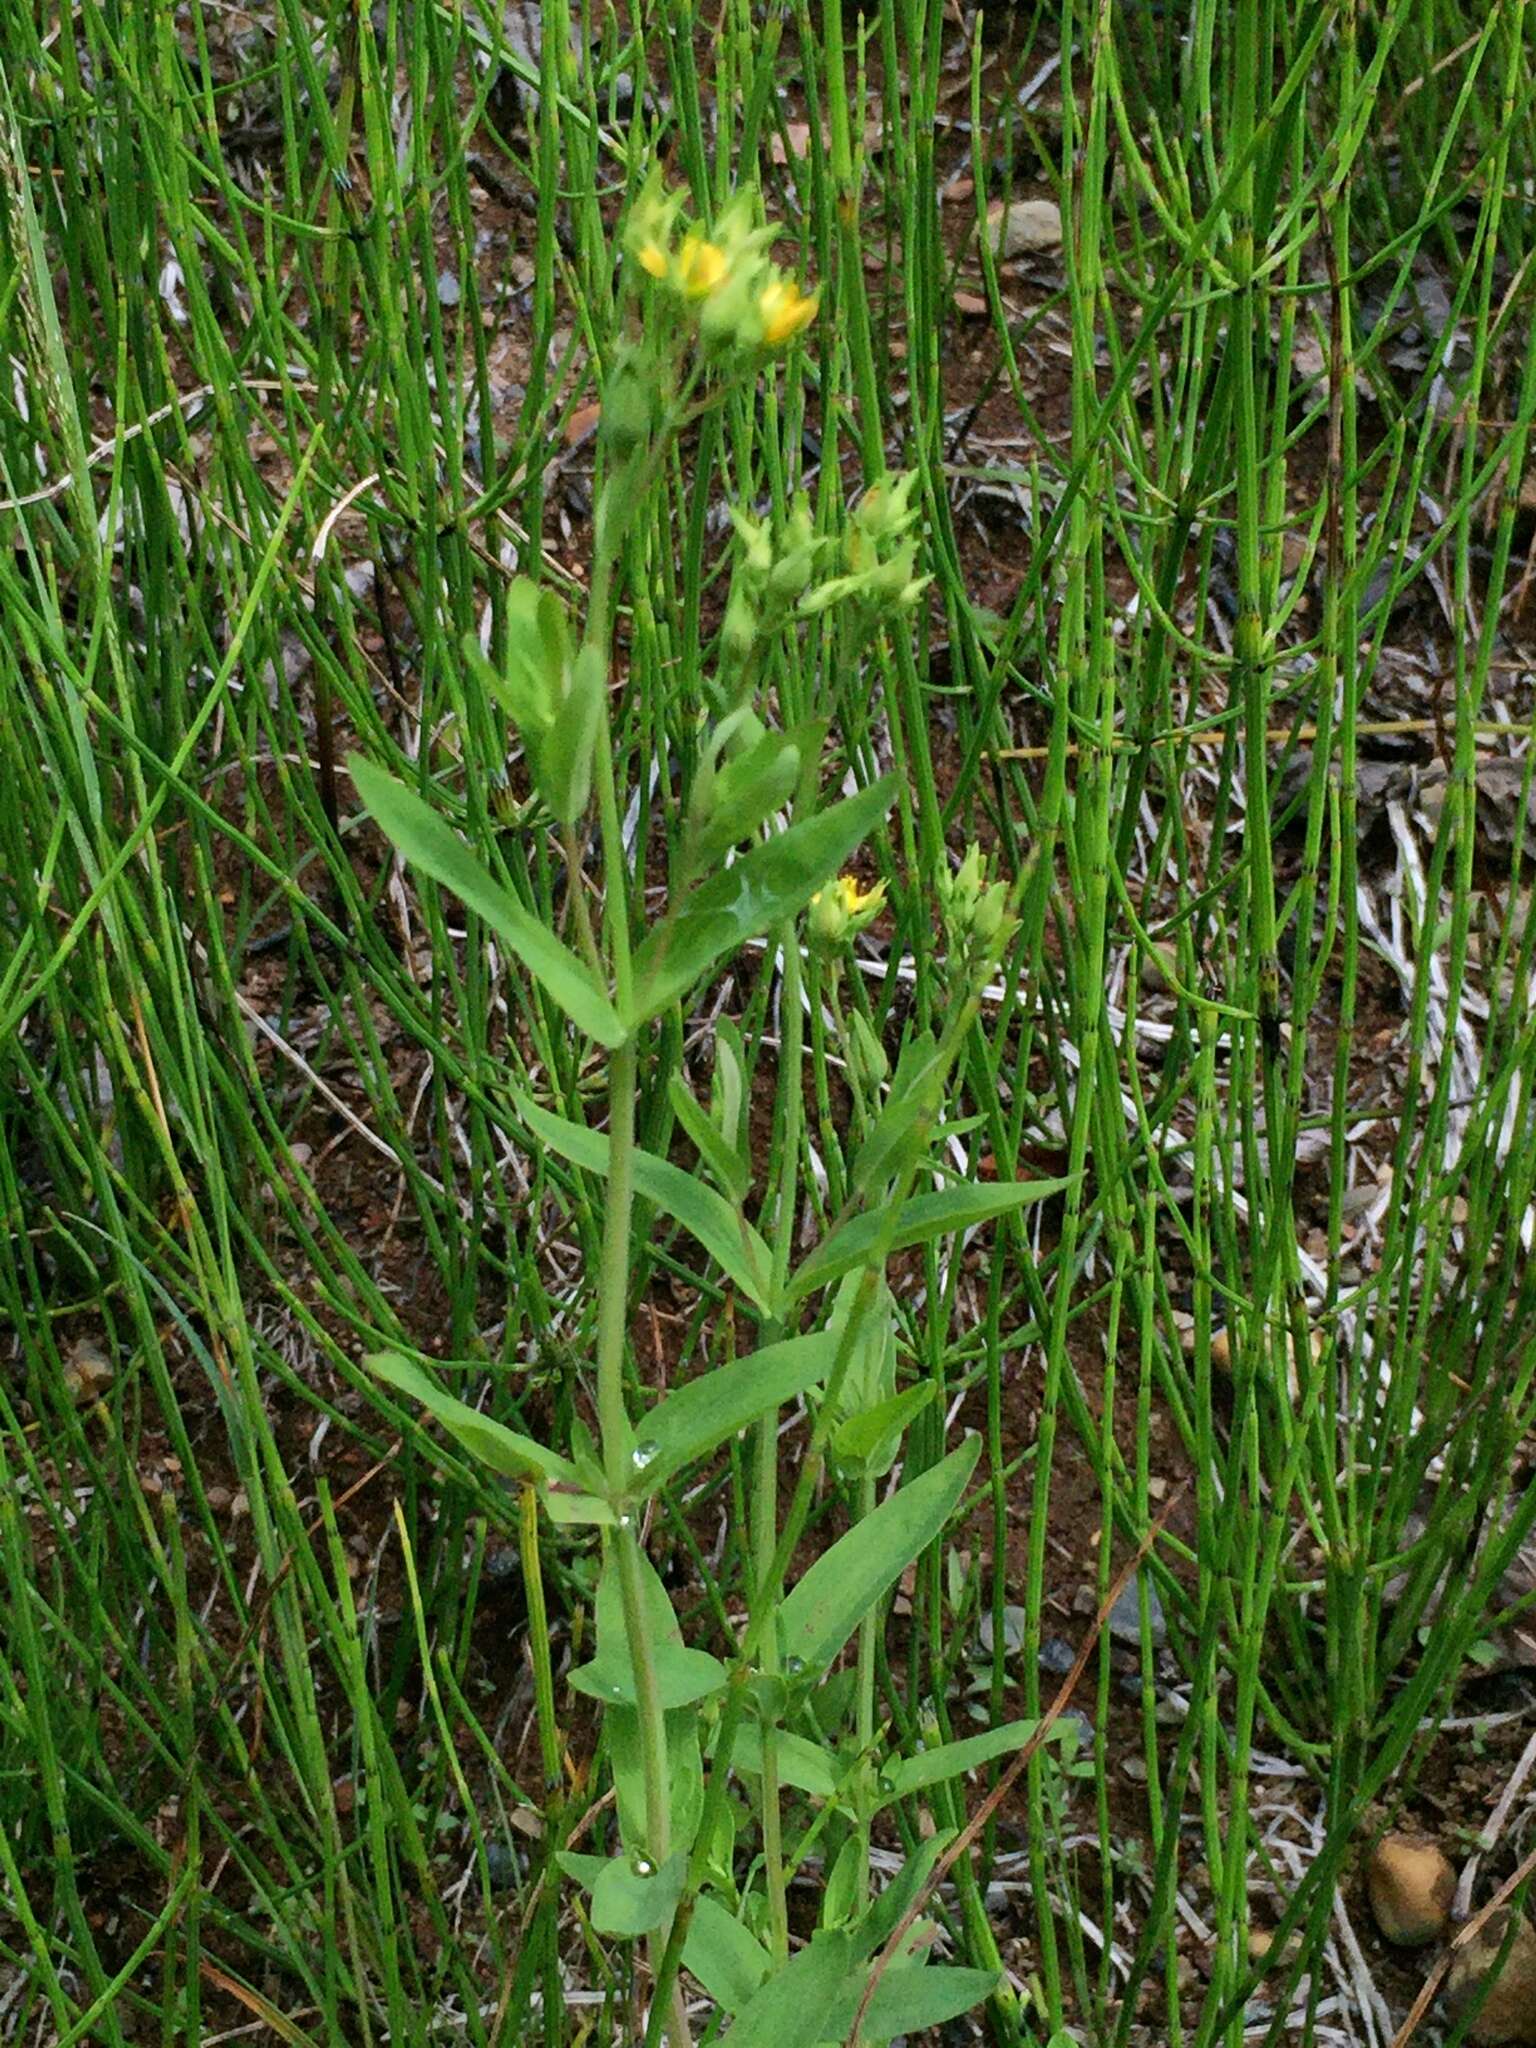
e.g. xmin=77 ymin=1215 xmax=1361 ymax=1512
xmin=978 ymin=1604 xmax=1027 ymax=1655
xmin=61 ymin=1338 xmax=114 ymax=1406
xmin=485 ymin=1841 xmax=519 ymax=1893
xmin=987 ymin=197 xmax=1063 ymax=257
xmin=1039 ymin=1636 xmax=1076 ymax=1678
xmin=435 ymin=269 xmax=461 ymax=306
xmin=1109 ymin=1573 xmax=1167 ymax=1648
xmin=1057 ymin=1707 xmax=1093 ymax=1751
xmin=1444 ymin=1909 xmax=1536 ymax=2044
xmin=1366 ymin=1834 xmax=1454 ymax=1949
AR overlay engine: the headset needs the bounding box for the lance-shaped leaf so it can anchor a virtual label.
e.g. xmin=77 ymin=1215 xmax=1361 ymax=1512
xmin=683 ymin=1895 xmax=771 ymax=2014
xmin=609 ymin=1705 xmax=704 ymax=1857
xmin=628 ymin=775 xmax=897 ymax=1025
xmin=630 ymin=1331 xmax=840 ymax=1496
xmin=726 ymin=1719 xmax=841 ymax=1801
xmin=349 ymin=754 xmax=626 ymax=1048
xmin=778 ymin=1436 xmax=982 ymax=1678
xmin=516 ymin=1093 xmax=773 ymax=1310
xmin=788 ymin=1176 xmax=1073 ymax=1303
xmin=877 ymin=1718 xmax=1042 ymax=1802
xmin=668 ymin=1070 xmax=750 ymax=1204
xmin=720 ymin=1930 xmax=859 ymax=2048
xmin=823 ymin=1966 xmax=1003 ymax=2041
xmin=832 ymin=1382 xmax=936 ymax=1476
xmin=576 ymin=1850 xmax=687 ymax=1937
xmin=363 ymin=1352 xmax=602 ymax=1510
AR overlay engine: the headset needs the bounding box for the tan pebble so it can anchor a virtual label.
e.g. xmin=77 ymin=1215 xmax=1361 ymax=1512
xmin=1280 ymin=531 xmax=1311 ymax=578
xmin=1367 ymin=1834 xmax=1455 ymax=1949
xmin=1248 ymin=1927 xmax=1300 ymax=1971
xmin=61 ymin=1338 xmax=115 ymax=1406
xmin=1139 ymin=939 xmax=1180 ymax=992
xmin=1445 ymin=1911 xmax=1536 ymax=2044
xmin=987 ymin=197 xmax=1063 ymax=257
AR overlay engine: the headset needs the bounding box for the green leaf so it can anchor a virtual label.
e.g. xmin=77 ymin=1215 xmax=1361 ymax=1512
xmin=726 ymin=1719 xmax=840 ymax=1801
xmin=364 ymin=1351 xmax=580 ymax=1489
xmin=588 ymin=1849 xmax=687 ymax=1937
xmin=789 ymin=1177 xmax=1073 ymax=1302
xmin=516 ymin=1093 xmax=773 ymax=1310
xmin=610 ymin=1705 xmax=704 ymax=1855
xmin=568 ymin=1549 xmax=727 ymax=1710
xmin=630 ymin=775 xmax=897 ymax=1024
xmin=857 ymin=1966 xmax=1002 ymax=2040
xmin=712 ymin=1018 xmax=749 ymax=1161
xmin=857 ymin=1831 xmax=954 ymax=1953
xmin=632 ymin=1332 xmax=840 ymax=1496
xmin=822 ymin=1836 xmax=864 ymax=1930
xmin=881 ymin=1718 xmax=1040 ymax=1801
xmin=721 ymin=1930 xmax=858 ymax=2048
xmin=778 ymin=1437 xmax=982 ymax=1678
xmin=348 ymin=754 xmax=625 ymax=1047
xmin=832 ymin=1382 xmax=935 ymax=1473
xmin=540 ymin=1485 xmax=619 ymax=1528
xmin=686 ymin=721 xmax=804 ymax=881
xmin=849 ymin=1032 xmax=944 ymax=1197
xmin=557 ymin=1850 xmax=688 ymax=1937
xmin=668 ymin=1071 xmax=750 ymax=1204
xmin=683 ymin=1895 xmax=771 ymax=2014
xmin=461 ymin=577 xmax=567 ymax=742
xmin=540 ymin=642 xmax=606 ymax=823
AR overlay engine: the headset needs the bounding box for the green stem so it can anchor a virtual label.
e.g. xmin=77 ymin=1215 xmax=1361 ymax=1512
xmin=595 ymin=1040 xmax=639 ymax=1492
xmin=754 ymin=913 xmax=809 ymax=1966
xmin=852 ymin=1464 xmax=878 ymax=1911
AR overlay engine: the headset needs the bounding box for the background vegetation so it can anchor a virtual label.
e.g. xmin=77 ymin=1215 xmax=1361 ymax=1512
xmin=2 ymin=0 xmax=1535 ymax=2041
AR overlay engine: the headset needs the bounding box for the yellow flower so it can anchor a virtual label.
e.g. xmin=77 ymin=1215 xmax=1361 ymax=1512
xmin=836 ymin=874 xmax=883 ymax=917
xmin=809 ymin=872 xmax=886 ymax=942
xmin=637 ymin=241 xmax=669 ymax=279
xmin=678 ymin=232 xmax=730 ymax=297
xmin=758 ymin=276 xmax=818 ymax=346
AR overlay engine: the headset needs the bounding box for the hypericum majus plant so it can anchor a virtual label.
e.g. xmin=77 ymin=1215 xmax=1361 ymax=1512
xmin=350 ymin=171 xmax=1068 ymax=2048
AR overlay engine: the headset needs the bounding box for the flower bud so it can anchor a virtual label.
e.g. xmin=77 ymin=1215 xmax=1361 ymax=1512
xmin=848 ymin=1009 xmax=890 ymax=1087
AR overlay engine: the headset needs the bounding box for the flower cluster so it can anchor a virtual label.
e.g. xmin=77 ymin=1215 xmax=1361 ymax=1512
xmin=720 ymin=469 xmax=929 ymax=670
xmin=721 ymin=497 xmax=823 ymax=663
xmin=801 ymin=470 xmax=929 ymax=618
xmin=938 ymin=843 xmax=1016 ymax=954
xmin=625 ymin=175 xmax=818 ymax=352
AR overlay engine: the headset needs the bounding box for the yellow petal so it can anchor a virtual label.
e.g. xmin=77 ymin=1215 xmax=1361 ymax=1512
xmin=760 ymin=278 xmax=817 ymax=346
xmin=637 ymin=241 xmax=669 ymax=278
xmin=679 ymin=233 xmax=729 ymax=295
